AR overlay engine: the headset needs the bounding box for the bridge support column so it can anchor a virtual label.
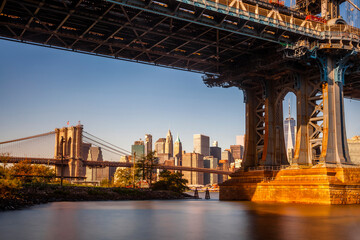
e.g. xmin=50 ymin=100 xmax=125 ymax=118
xmin=293 ymin=75 xmax=318 ymax=166
xmin=243 ymin=80 xmax=289 ymax=168
xmin=317 ymin=55 xmax=353 ymax=165
xmin=262 ymin=81 xmax=288 ymax=166
xmin=243 ymin=87 xmax=265 ymax=168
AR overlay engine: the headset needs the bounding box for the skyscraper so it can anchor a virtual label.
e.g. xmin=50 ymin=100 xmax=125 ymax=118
xmin=284 ymin=101 xmax=296 ymax=161
xmin=210 ymin=141 xmax=221 ymax=161
xmin=236 ymin=135 xmax=245 ymax=146
xmin=145 ymin=134 xmax=152 ymax=155
xmin=193 ymin=134 xmax=210 ymax=156
xmin=165 ymin=130 xmax=173 ymax=157
xmin=154 ymin=138 xmax=166 ymax=156
xmin=131 ymin=140 xmax=145 ymax=160
xmin=182 ymin=153 xmax=204 ymax=186
xmin=174 ymin=134 xmax=182 ymax=164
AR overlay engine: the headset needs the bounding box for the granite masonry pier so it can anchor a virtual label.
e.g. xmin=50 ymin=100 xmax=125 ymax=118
xmin=220 ymin=166 xmax=360 ymax=204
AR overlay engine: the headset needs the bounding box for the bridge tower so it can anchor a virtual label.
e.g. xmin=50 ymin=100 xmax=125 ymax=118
xmin=54 ymin=124 xmax=85 ymax=179
xmin=218 ymin=0 xmax=360 ymax=204
xmin=239 ymin=0 xmax=355 ymax=169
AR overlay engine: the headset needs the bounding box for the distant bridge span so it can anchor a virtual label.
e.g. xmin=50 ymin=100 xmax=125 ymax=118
xmin=5 ymin=157 xmax=234 ymax=175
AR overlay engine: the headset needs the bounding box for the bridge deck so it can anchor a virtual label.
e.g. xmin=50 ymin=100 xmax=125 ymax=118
xmin=5 ymin=157 xmax=234 ymax=175
xmin=1 ymin=0 xmax=360 ymax=98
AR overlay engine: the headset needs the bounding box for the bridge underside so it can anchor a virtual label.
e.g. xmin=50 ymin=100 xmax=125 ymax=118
xmin=0 ymin=0 xmax=311 ymax=75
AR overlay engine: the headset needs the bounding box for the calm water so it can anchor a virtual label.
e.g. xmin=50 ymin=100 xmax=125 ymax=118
xmin=1 ymin=192 xmax=360 ymax=240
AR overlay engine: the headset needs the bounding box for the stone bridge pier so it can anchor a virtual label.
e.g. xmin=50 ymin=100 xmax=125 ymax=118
xmin=220 ymin=49 xmax=360 ymax=204
xmin=54 ymin=124 xmax=86 ymax=180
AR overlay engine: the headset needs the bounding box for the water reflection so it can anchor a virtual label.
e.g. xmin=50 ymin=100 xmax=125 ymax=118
xmin=1 ymin=194 xmax=360 ymax=240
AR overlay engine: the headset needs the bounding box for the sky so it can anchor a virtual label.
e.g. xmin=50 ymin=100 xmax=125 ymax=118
xmin=1 ymin=3 xmax=360 ymax=156
xmin=0 ymin=40 xmax=247 ymax=153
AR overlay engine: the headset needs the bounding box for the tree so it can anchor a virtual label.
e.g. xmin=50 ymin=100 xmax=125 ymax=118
xmin=152 ymin=170 xmax=189 ymax=193
xmin=136 ymin=151 xmax=158 ymax=187
xmin=113 ymin=167 xmax=140 ymax=187
xmin=0 ymin=153 xmax=10 ymax=173
xmin=8 ymin=160 xmax=55 ymax=183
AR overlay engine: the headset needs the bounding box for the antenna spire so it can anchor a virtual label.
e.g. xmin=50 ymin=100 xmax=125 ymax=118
xmin=288 ymin=99 xmax=291 ymax=118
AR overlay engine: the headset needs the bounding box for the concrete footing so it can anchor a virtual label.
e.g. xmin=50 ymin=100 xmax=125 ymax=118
xmin=219 ymin=166 xmax=360 ymax=204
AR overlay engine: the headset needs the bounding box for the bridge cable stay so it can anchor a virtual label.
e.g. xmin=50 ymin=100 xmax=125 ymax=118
xmin=83 ymin=139 xmax=124 ymax=157
xmin=347 ymin=0 xmax=360 ymax=12
xmin=82 ymin=136 xmax=128 ymax=156
xmin=0 ymin=131 xmax=55 ymax=145
xmin=82 ymin=134 xmax=145 ymax=162
xmin=83 ymin=131 xmax=131 ymax=154
xmin=0 ymin=131 xmax=55 ymax=158
xmin=82 ymin=132 xmax=144 ymax=162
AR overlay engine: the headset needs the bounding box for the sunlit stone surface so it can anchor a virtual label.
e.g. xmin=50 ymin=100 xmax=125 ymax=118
xmin=220 ymin=167 xmax=360 ymax=204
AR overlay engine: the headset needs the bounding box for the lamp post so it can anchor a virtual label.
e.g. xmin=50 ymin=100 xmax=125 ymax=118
xmin=60 ymin=136 xmax=65 ymax=187
xmin=133 ymin=152 xmax=136 ymax=188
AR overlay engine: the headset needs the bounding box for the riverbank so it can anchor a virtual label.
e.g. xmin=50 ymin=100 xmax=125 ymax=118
xmin=0 ymin=184 xmax=196 ymax=211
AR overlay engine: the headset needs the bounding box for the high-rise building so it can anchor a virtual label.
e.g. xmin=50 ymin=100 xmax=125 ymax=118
xmin=174 ymin=134 xmax=182 ymax=165
xmin=284 ymin=101 xmax=296 ymax=161
xmin=203 ymin=156 xmax=218 ymax=185
xmin=182 ymin=153 xmax=204 ymax=186
xmin=131 ymin=140 xmax=145 ymax=160
xmin=193 ymin=134 xmax=210 ymax=156
xmin=145 ymin=134 xmax=152 ymax=155
xmin=165 ymin=130 xmax=173 ymax=157
xmin=156 ymin=153 xmax=171 ymax=164
xmin=236 ymin=135 xmax=245 ymax=146
xmin=221 ymin=150 xmax=233 ymax=163
xmin=210 ymin=144 xmax=221 ymax=161
xmin=87 ymin=147 xmax=103 ymax=161
xmin=230 ymin=145 xmax=244 ymax=160
xmin=154 ymin=138 xmax=166 ymax=156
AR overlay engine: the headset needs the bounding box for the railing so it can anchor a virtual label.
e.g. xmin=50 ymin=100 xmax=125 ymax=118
xmin=228 ymin=176 xmax=339 ymax=183
xmin=179 ymin=0 xmax=322 ymax=37
xmin=246 ymin=165 xmax=288 ymax=171
xmin=179 ymin=0 xmax=360 ymax=42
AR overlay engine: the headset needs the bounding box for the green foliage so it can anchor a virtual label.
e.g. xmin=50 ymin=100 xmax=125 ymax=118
xmin=100 ymin=178 xmax=113 ymax=187
xmin=136 ymin=151 xmax=158 ymax=187
xmin=0 ymin=178 xmax=22 ymax=200
xmin=0 ymin=160 xmax=55 ymax=183
xmin=114 ymin=168 xmax=140 ymax=187
xmin=152 ymin=170 xmax=189 ymax=193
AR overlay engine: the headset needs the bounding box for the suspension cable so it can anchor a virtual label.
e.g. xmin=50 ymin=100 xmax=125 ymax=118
xmin=82 ymin=140 xmax=125 ymax=157
xmin=83 ymin=131 xmax=131 ymax=154
xmin=347 ymin=0 xmax=360 ymax=12
xmin=82 ymin=136 xmax=130 ymax=156
xmin=0 ymin=131 xmax=55 ymax=145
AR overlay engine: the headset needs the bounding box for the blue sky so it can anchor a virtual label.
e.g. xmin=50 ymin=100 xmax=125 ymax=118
xmin=0 ymin=40 xmax=246 ymax=153
xmin=1 ymin=20 xmax=360 ymax=156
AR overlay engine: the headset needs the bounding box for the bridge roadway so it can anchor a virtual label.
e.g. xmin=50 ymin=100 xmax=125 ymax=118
xmin=5 ymin=157 xmax=234 ymax=175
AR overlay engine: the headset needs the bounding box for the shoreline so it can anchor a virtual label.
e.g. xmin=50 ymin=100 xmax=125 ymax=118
xmin=0 ymin=184 xmax=197 ymax=211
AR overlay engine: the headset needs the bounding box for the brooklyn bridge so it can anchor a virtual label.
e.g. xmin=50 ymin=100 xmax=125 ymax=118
xmin=2 ymin=0 xmax=360 ymax=203
xmin=0 ymin=124 xmax=234 ymax=179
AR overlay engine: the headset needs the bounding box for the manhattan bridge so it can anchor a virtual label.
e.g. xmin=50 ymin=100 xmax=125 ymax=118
xmin=2 ymin=0 xmax=360 ymax=203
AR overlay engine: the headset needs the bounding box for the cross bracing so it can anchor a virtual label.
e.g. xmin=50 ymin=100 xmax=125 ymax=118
xmin=1 ymin=0 xmax=360 ymax=99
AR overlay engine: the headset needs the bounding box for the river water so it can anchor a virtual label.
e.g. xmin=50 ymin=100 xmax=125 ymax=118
xmin=1 ymin=192 xmax=360 ymax=240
